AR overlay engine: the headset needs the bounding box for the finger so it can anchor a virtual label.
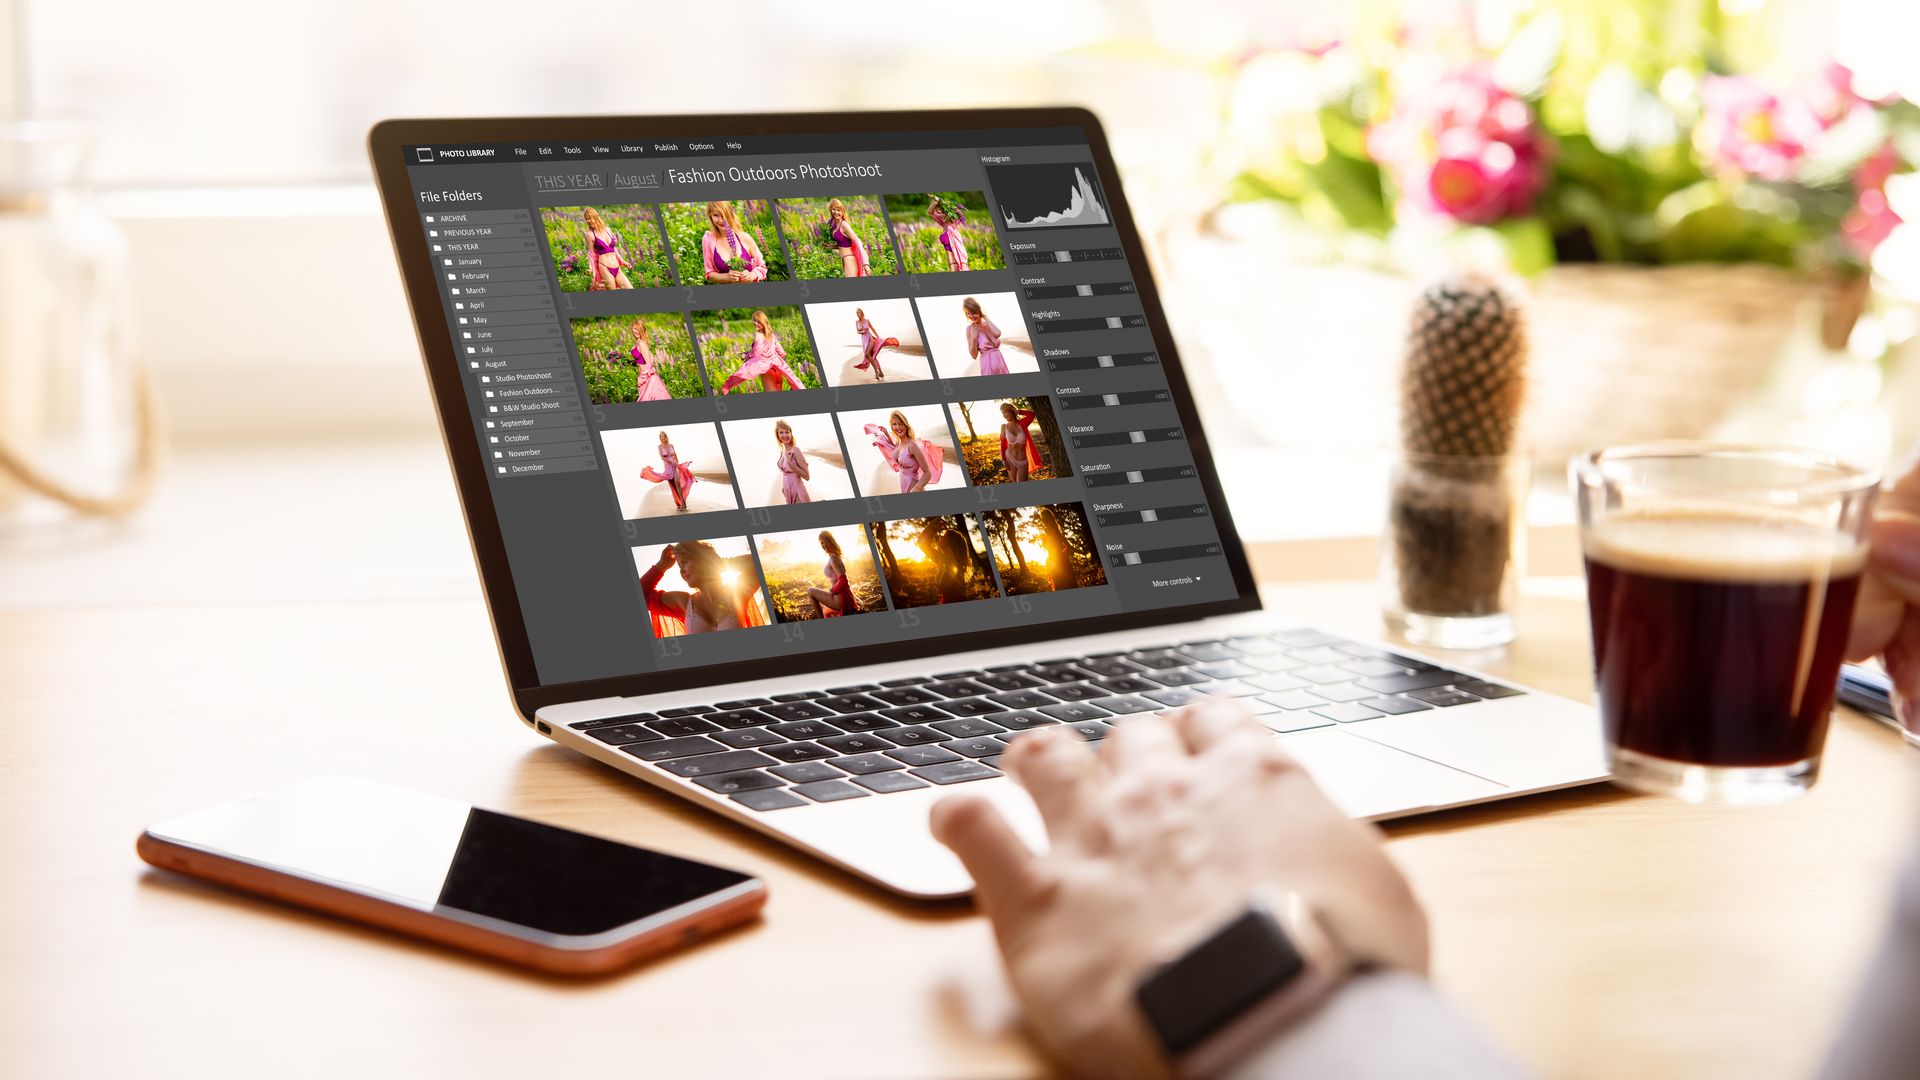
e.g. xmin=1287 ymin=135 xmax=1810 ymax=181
xmin=1100 ymin=712 xmax=1186 ymax=776
xmin=1002 ymin=725 xmax=1103 ymax=838
xmin=1867 ymin=509 xmax=1920 ymax=608
xmin=1848 ymin=574 xmax=1904 ymax=660
xmin=929 ymin=793 xmax=1043 ymax=915
xmin=1168 ymin=697 xmax=1264 ymax=754
xmin=1885 ymin=613 xmax=1920 ymax=733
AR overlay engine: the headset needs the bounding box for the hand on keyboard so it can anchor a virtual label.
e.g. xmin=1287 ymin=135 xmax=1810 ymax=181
xmin=930 ymin=699 xmax=1429 ymax=1079
xmin=1847 ymin=446 xmax=1920 ymax=732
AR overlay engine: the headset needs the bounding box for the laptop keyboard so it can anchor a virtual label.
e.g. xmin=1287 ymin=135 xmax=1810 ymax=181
xmin=565 ymin=629 xmax=1526 ymax=812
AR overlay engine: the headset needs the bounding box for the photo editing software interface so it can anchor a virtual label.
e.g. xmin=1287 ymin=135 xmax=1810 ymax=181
xmin=403 ymin=127 xmax=1237 ymax=686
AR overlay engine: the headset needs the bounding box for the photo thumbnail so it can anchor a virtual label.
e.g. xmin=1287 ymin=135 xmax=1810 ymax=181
xmin=805 ymin=297 xmax=935 ymax=385
xmin=569 ymin=313 xmax=704 ymax=405
xmin=599 ymin=423 xmax=741 ymax=519
xmin=756 ymin=524 xmax=888 ymax=623
xmin=915 ymin=291 xmax=1038 ymax=377
xmin=692 ymin=306 xmax=824 ymax=394
xmin=662 ymin=199 xmax=790 ymax=284
xmin=954 ymin=395 xmax=1067 ymax=486
xmin=777 ymin=195 xmax=898 ymax=279
xmin=836 ymin=403 xmax=964 ymax=496
xmin=884 ymin=191 xmax=1004 ymax=273
xmin=873 ymin=514 xmax=1001 ymax=609
xmin=632 ymin=536 xmax=769 ymax=637
xmin=721 ymin=413 xmax=855 ymax=508
xmin=976 ymin=502 xmax=1109 ymax=595
xmin=541 ymin=204 xmax=673 ymax=292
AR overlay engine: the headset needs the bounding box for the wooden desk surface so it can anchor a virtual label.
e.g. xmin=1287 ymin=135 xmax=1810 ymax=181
xmin=4 ymin=572 xmax=1916 ymax=1080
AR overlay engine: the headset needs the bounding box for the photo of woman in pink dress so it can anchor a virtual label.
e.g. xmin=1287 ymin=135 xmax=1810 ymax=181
xmin=774 ymin=419 xmax=811 ymax=505
xmin=700 ymin=201 xmax=770 ymax=283
xmin=639 ymin=540 xmax=769 ymax=637
xmin=827 ymin=198 xmax=872 ymax=278
xmin=999 ymin=403 xmax=1041 ymax=483
xmin=929 ymin=196 xmax=969 ymax=272
xmin=640 ymin=430 xmax=696 ymax=512
xmin=582 ymin=206 xmax=634 ymax=290
xmin=805 ymin=531 xmax=861 ymax=618
xmin=720 ymin=310 xmax=807 ymax=394
xmin=964 ymin=297 xmax=1009 ymax=376
xmin=853 ymin=307 xmax=897 ymax=380
xmin=627 ymin=318 xmax=673 ymax=401
xmin=864 ymin=410 xmax=943 ymax=495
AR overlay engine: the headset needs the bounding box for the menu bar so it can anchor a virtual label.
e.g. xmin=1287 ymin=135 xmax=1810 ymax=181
xmin=405 ymin=126 xmax=1080 ymax=166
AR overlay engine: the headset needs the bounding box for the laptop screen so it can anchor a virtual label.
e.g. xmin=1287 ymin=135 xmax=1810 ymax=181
xmin=395 ymin=123 xmax=1242 ymax=688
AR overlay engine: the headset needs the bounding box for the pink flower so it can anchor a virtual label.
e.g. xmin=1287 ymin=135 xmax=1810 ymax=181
xmin=1806 ymin=63 xmax=1861 ymax=130
xmin=1698 ymin=74 xmax=1815 ymax=181
xmin=1369 ymin=66 xmax=1550 ymax=225
xmin=1844 ymin=142 xmax=1905 ymax=259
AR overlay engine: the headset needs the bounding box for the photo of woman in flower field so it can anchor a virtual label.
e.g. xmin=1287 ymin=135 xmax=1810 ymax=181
xmin=692 ymin=306 xmax=823 ymax=394
xmin=662 ymin=200 xmax=789 ymax=284
xmin=976 ymin=502 xmax=1107 ymax=596
xmin=632 ymin=537 xmax=770 ymax=638
xmin=955 ymin=396 xmax=1067 ymax=486
xmin=540 ymin=204 xmax=673 ymax=292
xmin=884 ymin=191 xmax=1004 ymax=274
xmin=756 ymin=525 xmax=888 ymax=624
xmin=873 ymin=514 xmax=1001 ymax=609
xmin=777 ymin=195 xmax=899 ymax=279
xmin=568 ymin=313 xmax=704 ymax=405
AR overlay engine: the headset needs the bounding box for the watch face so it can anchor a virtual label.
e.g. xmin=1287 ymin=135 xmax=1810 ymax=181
xmin=1136 ymin=905 xmax=1306 ymax=1056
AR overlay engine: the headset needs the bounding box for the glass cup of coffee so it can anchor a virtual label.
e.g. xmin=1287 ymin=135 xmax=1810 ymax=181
xmin=1572 ymin=444 xmax=1879 ymax=804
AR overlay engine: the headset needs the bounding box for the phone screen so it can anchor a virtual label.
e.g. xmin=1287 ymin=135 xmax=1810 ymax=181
xmin=146 ymin=777 xmax=754 ymax=937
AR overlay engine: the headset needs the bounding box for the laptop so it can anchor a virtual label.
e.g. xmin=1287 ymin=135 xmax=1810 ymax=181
xmin=367 ymin=108 xmax=1606 ymax=898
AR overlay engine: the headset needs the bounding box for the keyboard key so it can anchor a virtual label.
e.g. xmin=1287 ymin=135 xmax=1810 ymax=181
xmin=693 ymin=769 xmax=785 ymax=794
xmin=946 ymin=737 xmax=1004 ymax=758
xmin=1271 ymin=628 xmax=1341 ymax=647
xmin=1143 ymin=668 xmax=1209 ymax=688
xmin=929 ymin=680 xmax=997 ymax=699
xmin=715 ymin=698 xmax=772 ymax=709
xmin=1194 ymin=661 xmax=1257 ymax=680
xmin=1454 ymin=680 xmax=1525 ymax=700
xmin=1062 ymin=720 xmax=1115 ymax=741
xmin=975 ymin=671 xmax=1044 ymax=692
xmin=646 ymin=717 xmax=721 ymax=737
xmin=1033 ymin=662 xmax=1096 ymax=682
xmin=763 ymin=701 xmax=832 ymax=721
xmin=769 ymin=719 xmax=840 ymax=741
xmin=658 ymin=749 xmax=778 ymax=778
xmin=708 ymin=708 xmax=778 ymax=730
xmin=934 ymin=669 xmax=985 ymax=680
xmin=1041 ymin=701 xmax=1114 ymax=723
xmin=1264 ymin=712 xmax=1335 ymax=733
xmin=819 ymin=694 xmax=889 ymax=714
xmin=772 ymin=691 xmax=825 ymax=702
xmin=873 ymin=686 xmax=942 ymax=707
xmin=877 ymin=724 xmax=953 ymax=746
xmin=1248 ymin=672 xmax=1309 ymax=693
xmin=770 ymin=761 xmax=844 ymax=783
xmin=911 ymin=761 xmax=1001 ymax=785
xmin=1144 ymin=688 xmax=1205 ymax=709
xmin=622 ymin=736 xmax=727 ymax=761
xmin=570 ymin=713 xmax=655 ymax=730
xmin=1195 ymin=680 xmax=1263 ymax=698
xmin=659 ymin=705 xmax=717 ymax=717
xmin=1408 ymin=687 xmax=1484 ymax=708
xmin=1127 ymin=650 xmax=1192 ymax=670
xmin=1311 ymin=702 xmax=1385 ymax=724
xmin=832 ymin=753 xmax=905 ymax=775
xmin=932 ymin=717 xmax=1009 ymax=738
xmin=1079 ymin=656 xmax=1145 ymax=677
xmin=1287 ymin=646 xmax=1353 ymax=666
xmin=854 ymin=771 xmax=929 ymax=794
xmin=1260 ymin=690 xmax=1328 ymax=711
xmin=586 ymin=724 xmax=661 ymax=746
xmin=942 ymin=697 xmax=1010 ymax=717
xmin=1047 ymin=681 xmax=1109 ymax=701
xmin=1341 ymin=658 xmax=1420 ymax=678
xmin=762 ymin=741 xmax=835 ymax=763
xmin=818 ymin=732 xmax=894 ymax=755
xmin=1090 ymin=695 xmax=1156 ymax=715
xmin=1307 ymin=682 xmax=1375 ymax=704
xmin=880 ymin=703 xmax=953 ymax=725
xmin=990 ymin=710 xmax=1061 ymax=730
xmin=880 ymin=675 xmax=931 ymax=686
xmin=712 ymin=727 xmax=787 ymax=749
xmin=1363 ymin=696 xmax=1433 ymax=715
xmin=1246 ymin=653 xmax=1306 ymax=674
xmin=793 ymin=780 xmax=869 ymax=803
xmin=824 ymin=712 xmax=900 ymax=733
xmin=1094 ymin=675 xmax=1159 ymax=694
xmin=1178 ymin=641 xmax=1243 ymax=662
xmin=826 ymin=684 xmax=880 ymax=694
xmin=1293 ymin=665 xmax=1357 ymax=685
xmin=1226 ymin=634 xmax=1290 ymax=655
xmin=989 ymin=689 xmax=1058 ymax=710
xmin=1357 ymin=670 xmax=1459 ymax=694
xmin=886 ymin=744 xmax=963 ymax=767
xmin=732 ymin=788 xmax=806 ymax=812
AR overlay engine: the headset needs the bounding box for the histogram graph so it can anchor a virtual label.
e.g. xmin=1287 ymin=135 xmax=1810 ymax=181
xmin=990 ymin=162 xmax=1111 ymax=230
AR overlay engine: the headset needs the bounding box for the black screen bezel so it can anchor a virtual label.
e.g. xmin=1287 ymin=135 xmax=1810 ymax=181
xmin=366 ymin=107 xmax=1262 ymax=719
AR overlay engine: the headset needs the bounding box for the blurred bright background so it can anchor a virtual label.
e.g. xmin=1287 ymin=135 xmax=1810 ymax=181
xmin=6 ymin=0 xmax=1920 ymax=600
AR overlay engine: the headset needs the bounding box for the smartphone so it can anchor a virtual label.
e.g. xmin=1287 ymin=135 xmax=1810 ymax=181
xmin=138 ymin=776 xmax=767 ymax=976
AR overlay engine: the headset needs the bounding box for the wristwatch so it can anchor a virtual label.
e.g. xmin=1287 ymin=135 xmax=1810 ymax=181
xmin=1134 ymin=891 xmax=1356 ymax=1079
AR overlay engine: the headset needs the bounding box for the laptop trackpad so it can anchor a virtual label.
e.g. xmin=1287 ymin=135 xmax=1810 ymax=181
xmin=1278 ymin=729 xmax=1506 ymax=819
